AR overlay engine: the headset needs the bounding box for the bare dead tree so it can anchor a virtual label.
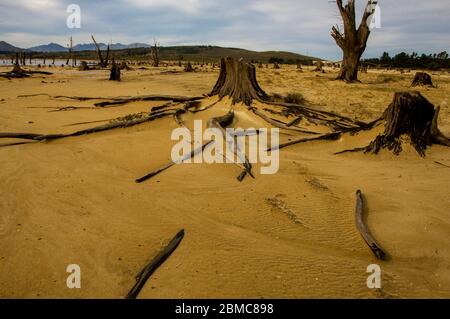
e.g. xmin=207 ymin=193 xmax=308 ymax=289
xmin=91 ymin=35 xmax=110 ymax=68
xmin=150 ymin=39 xmax=160 ymax=67
xmin=331 ymin=0 xmax=377 ymax=82
xmin=66 ymin=36 xmax=77 ymax=67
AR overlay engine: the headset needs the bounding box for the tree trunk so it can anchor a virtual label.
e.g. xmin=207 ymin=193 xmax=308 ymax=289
xmin=336 ymin=50 xmax=363 ymax=81
xmin=209 ymin=57 xmax=269 ymax=106
xmin=366 ymin=91 xmax=448 ymax=156
xmin=109 ymin=59 xmax=121 ymax=81
xmin=331 ymin=0 xmax=375 ymax=82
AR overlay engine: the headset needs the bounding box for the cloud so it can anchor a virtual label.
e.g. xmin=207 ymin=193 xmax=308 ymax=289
xmin=0 ymin=0 xmax=448 ymax=59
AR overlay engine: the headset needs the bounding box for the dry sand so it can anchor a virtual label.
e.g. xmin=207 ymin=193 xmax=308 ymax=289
xmin=0 ymin=64 xmax=449 ymax=298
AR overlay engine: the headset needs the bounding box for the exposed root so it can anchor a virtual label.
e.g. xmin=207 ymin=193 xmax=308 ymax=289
xmin=249 ymin=107 xmax=320 ymax=135
xmin=0 ymin=109 xmax=177 ymax=143
xmin=268 ymin=132 xmax=341 ymax=152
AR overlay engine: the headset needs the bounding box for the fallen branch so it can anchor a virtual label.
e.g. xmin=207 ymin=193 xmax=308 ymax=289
xmin=267 ymin=132 xmax=341 ymax=152
xmin=355 ymin=190 xmax=387 ymax=260
xmin=250 ymin=107 xmax=320 ymax=135
xmin=94 ymin=95 xmax=203 ymax=108
xmin=435 ymin=161 xmax=450 ymax=168
xmin=0 ymin=110 xmax=176 ymax=142
xmin=135 ymin=141 xmax=214 ymax=183
xmin=125 ymin=229 xmax=185 ymax=299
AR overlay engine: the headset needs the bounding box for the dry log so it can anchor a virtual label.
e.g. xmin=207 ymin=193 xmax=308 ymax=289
xmin=135 ymin=141 xmax=214 ymax=183
xmin=355 ymin=190 xmax=387 ymax=260
xmin=126 ymin=229 xmax=185 ymax=299
xmin=0 ymin=109 xmax=177 ymax=142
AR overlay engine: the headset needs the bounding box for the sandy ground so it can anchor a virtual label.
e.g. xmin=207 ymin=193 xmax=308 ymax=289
xmin=0 ymin=63 xmax=449 ymax=298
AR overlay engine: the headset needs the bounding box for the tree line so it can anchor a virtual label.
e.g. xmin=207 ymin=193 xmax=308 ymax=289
xmin=363 ymin=51 xmax=450 ymax=70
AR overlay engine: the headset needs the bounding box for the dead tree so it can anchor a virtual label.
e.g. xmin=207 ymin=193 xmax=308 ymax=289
xmin=337 ymin=92 xmax=450 ymax=156
xmin=109 ymin=59 xmax=121 ymax=81
xmin=66 ymin=36 xmax=77 ymax=67
xmin=331 ymin=0 xmax=377 ymax=82
xmin=150 ymin=39 xmax=160 ymax=67
xmin=411 ymin=72 xmax=433 ymax=87
xmin=91 ymin=35 xmax=110 ymax=68
xmin=210 ymin=57 xmax=269 ymax=105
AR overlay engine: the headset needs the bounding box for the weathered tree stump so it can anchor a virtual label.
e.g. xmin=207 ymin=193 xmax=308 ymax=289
xmin=184 ymin=62 xmax=193 ymax=72
xmin=78 ymin=61 xmax=90 ymax=71
xmin=210 ymin=57 xmax=269 ymax=105
xmin=119 ymin=61 xmax=132 ymax=71
xmin=109 ymin=60 xmax=121 ymax=81
xmin=366 ymin=92 xmax=449 ymax=156
xmin=314 ymin=61 xmax=324 ymax=72
xmin=411 ymin=72 xmax=433 ymax=87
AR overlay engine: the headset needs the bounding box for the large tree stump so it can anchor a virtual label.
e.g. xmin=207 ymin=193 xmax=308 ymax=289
xmin=411 ymin=72 xmax=433 ymax=87
xmin=210 ymin=57 xmax=269 ymax=105
xmin=366 ymin=92 xmax=449 ymax=156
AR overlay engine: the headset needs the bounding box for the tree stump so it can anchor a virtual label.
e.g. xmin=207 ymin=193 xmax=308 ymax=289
xmin=109 ymin=60 xmax=121 ymax=81
xmin=78 ymin=61 xmax=90 ymax=71
xmin=184 ymin=62 xmax=193 ymax=72
xmin=411 ymin=72 xmax=433 ymax=87
xmin=314 ymin=61 xmax=324 ymax=72
xmin=119 ymin=61 xmax=132 ymax=71
xmin=210 ymin=57 xmax=269 ymax=105
xmin=366 ymin=91 xmax=449 ymax=156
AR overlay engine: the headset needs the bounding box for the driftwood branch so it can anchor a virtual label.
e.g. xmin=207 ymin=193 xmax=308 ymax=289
xmin=355 ymin=190 xmax=387 ymax=260
xmin=135 ymin=141 xmax=214 ymax=183
xmin=267 ymin=132 xmax=342 ymax=152
xmin=0 ymin=109 xmax=177 ymax=143
xmin=126 ymin=229 xmax=185 ymax=299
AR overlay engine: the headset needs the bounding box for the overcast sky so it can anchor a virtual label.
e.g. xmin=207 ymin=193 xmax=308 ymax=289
xmin=0 ymin=0 xmax=449 ymax=60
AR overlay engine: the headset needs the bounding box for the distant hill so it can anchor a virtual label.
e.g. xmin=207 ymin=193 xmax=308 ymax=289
xmin=118 ymin=45 xmax=319 ymax=64
xmin=73 ymin=43 xmax=151 ymax=52
xmin=0 ymin=41 xmax=23 ymax=53
xmin=0 ymin=41 xmax=319 ymax=64
xmin=28 ymin=43 xmax=67 ymax=52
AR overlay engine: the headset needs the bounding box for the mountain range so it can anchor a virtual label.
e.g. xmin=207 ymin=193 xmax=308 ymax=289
xmin=0 ymin=41 xmax=151 ymax=53
xmin=0 ymin=41 xmax=318 ymax=64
